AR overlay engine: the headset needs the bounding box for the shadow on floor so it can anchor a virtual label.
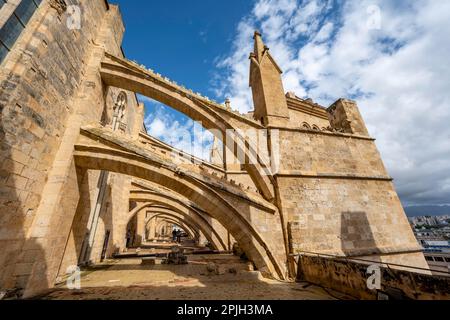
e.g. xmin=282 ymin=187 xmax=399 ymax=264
xmin=29 ymin=254 xmax=353 ymax=300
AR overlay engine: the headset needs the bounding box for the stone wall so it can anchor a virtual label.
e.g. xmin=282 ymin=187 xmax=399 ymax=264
xmin=287 ymin=108 xmax=330 ymax=129
xmin=328 ymin=99 xmax=369 ymax=136
xmin=278 ymin=130 xmax=388 ymax=177
xmin=58 ymin=81 xmax=143 ymax=276
xmin=57 ymin=169 xmax=97 ymax=276
xmin=0 ymin=0 xmax=107 ymax=293
xmin=0 ymin=0 xmax=138 ymax=296
xmin=282 ymin=177 xmax=422 ymax=257
xmin=297 ymin=254 xmax=450 ymax=300
xmin=276 ymin=119 xmax=428 ymax=270
xmin=217 ymin=190 xmax=287 ymax=277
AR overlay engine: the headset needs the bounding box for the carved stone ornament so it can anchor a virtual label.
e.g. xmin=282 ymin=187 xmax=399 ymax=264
xmin=49 ymin=0 xmax=68 ymax=15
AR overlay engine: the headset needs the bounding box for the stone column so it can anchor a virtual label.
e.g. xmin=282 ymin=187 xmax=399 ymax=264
xmin=135 ymin=210 xmax=146 ymax=246
xmin=148 ymin=218 xmax=156 ymax=240
xmin=18 ymin=5 xmax=125 ymax=298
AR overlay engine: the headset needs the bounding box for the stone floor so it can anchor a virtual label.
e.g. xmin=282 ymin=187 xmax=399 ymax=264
xmin=34 ymin=254 xmax=351 ymax=300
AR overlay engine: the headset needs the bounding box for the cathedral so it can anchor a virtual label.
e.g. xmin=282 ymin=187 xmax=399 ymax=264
xmin=0 ymin=0 xmax=447 ymax=300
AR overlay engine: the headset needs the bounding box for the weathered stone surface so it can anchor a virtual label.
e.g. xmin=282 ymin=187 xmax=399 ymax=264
xmin=297 ymin=254 xmax=450 ymax=300
xmin=0 ymin=0 xmax=437 ymax=300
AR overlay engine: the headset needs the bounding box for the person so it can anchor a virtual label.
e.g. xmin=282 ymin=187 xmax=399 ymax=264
xmin=172 ymin=229 xmax=177 ymax=242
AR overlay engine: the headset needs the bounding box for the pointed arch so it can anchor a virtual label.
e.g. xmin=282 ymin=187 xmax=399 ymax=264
xmin=74 ymin=129 xmax=287 ymax=279
xmin=100 ymin=53 xmax=276 ymax=201
xmin=150 ymin=215 xmax=198 ymax=241
xmin=128 ymin=202 xmax=224 ymax=250
xmin=112 ymin=91 xmax=128 ymax=130
xmin=153 ymin=217 xmax=197 ymax=240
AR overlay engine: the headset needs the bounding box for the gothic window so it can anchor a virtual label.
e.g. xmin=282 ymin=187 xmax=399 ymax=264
xmin=312 ymin=125 xmax=320 ymax=131
xmin=113 ymin=91 xmax=127 ymax=131
xmin=0 ymin=0 xmax=43 ymax=63
xmin=302 ymin=122 xmax=311 ymax=130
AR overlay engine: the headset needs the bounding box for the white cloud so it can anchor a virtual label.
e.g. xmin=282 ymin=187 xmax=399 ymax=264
xmin=147 ymin=118 xmax=166 ymax=137
xmin=314 ymin=22 xmax=334 ymax=42
xmin=141 ymin=96 xmax=214 ymax=161
xmin=214 ymin=0 xmax=450 ymax=206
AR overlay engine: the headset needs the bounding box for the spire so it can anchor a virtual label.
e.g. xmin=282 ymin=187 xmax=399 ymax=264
xmin=253 ymin=30 xmax=265 ymax=62
xmin=249 ymin=31 xmax=290 ymax=126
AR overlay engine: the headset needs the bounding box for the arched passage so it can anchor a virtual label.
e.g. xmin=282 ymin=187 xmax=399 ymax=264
xmin=150 ymin=210 xmax=207 ymax=244
xmin=151 ymin=215 xmax=198 ymax=241
xmin=128 ymin=203 xmax=220 ymax=249
xmin=154 ymin=220 xmax=171 ymax=237
xmin=144 ymin=206 xmax=220 ymax=250
xmin=74 ymin=129 xmax=287 ymax=279
xmin=128 ymin=199 xmax=227 ymax=251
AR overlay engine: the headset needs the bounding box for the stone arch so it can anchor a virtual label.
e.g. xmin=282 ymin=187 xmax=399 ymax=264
xmin=155 ymin=220 xmax=168 ymax=237
xmin=149 ymin=210 xmax=211 ymax=247
xmin=151 ymin=215 xmax=198 ymax=241
xmin=130 ymin=204 xmax=209 ymax=246
xmin=128 ymin=201 xmax=226 ymax=251
xmin=100 ymin=54 xmax=276 ymax=201
xmin=74 ymin=133 xmax=286 ymax=279
xmin=302 ymin=122 xmax=311 ymax=130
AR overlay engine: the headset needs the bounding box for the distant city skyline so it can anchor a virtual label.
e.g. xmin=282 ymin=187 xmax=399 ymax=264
xmin=404 ymin=205 xmax=450 ymax=217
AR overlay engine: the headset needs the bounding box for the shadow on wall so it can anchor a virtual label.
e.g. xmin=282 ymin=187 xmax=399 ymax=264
xmin=87 ymin=182 xmax=113 ymax=263
xmin=127 ymin=214 xmax=138 ymax=247
xmin=100 ymin=183 xmax=114 ymax=261
xmin=69 ymin=168 xmax=92 ymax=267
xmin=340 ymin=211 xmax=381 ymax=257
xmin=59 ymin=170 xmax=113 ymax=273
xmin=83 ymin=176 xmax=113 ymax=264
xmin=202 ymin=214 xmax=214 ymax=248
xmin=0 ymin=83 xmax=47 ymax=297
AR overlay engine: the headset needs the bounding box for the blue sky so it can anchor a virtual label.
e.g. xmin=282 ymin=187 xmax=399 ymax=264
xmin=109 ymin=0 xmax=254 ymax=161
xmin=108 ymin=0 xmax=450 ymax=208
xmin=110 ymin=0 xmax=253 ymax=97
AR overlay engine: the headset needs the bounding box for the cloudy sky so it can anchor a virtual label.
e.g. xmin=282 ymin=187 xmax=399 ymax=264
xmin=114 ymin=0 xmax=450 ymax=208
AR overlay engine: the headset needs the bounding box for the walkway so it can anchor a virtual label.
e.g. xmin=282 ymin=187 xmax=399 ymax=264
xmin=34 ymin=253 xmax=350 ymax=300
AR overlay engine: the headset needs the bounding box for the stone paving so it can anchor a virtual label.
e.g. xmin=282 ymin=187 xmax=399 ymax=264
xmin=34 ymin=255 xmax=349 ymax=300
